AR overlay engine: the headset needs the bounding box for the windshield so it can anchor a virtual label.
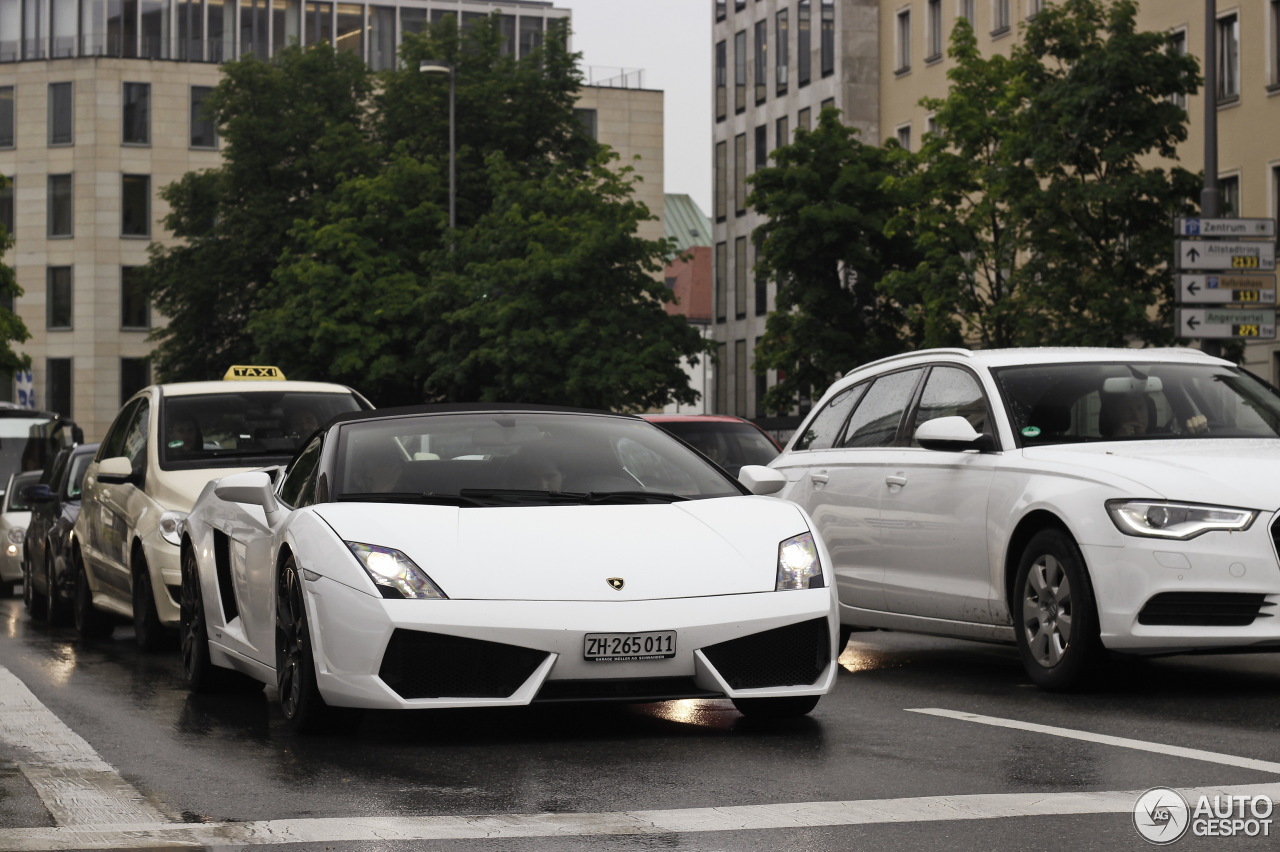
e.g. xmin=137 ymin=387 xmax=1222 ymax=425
xmin=651 ymin=420 xmax=780 ymax=475
xmin=994 ymin=361 xmax=1280 ymax=447
xmin=162 ymin=391 xmax=364 ymax=469
xmin=333 ymin=412 xmax=744 ymax=505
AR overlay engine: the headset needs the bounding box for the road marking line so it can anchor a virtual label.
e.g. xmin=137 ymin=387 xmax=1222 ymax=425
xmin=0 ymin=783 xmax=1277 ymax=850
xmin=907 ymin=707 xmax=1280 ymax=775
xmin=0 ymin=667 xmax=171 ymax=827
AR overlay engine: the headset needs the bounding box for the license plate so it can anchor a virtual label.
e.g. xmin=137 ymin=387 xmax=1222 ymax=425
xmin=584 ymin=631 xmax=676 ymax=661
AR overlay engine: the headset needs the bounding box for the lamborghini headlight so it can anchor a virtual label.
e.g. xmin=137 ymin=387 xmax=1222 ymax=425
xmin=1106 ymin=500 xmax=1257 ymax=540
xmin=776 ymin=531 xmax=824 ymax=590
xmin=346 ymin=541 xmax=448 ymax=600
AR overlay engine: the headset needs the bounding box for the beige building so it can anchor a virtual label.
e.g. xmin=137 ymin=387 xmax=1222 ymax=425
xmin=0 ymin=0 xmax=666 ymax=440
xmin=712 ymin=0 xmax=1280 ymax=416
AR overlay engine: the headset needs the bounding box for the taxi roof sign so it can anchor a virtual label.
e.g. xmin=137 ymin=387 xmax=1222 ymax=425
xmin=223 ymin=365 xmax=286 ymax=381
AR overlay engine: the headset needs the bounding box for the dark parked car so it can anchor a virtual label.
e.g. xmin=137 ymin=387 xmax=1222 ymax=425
xmin=639 ymin=414 xmax=783 ymax=477
xmin=24 ymin=442 xmax=98 ymax=624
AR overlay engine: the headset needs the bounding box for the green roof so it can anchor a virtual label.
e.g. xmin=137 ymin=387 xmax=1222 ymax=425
xmin=664 ymin=194 xmax=712 ymax=256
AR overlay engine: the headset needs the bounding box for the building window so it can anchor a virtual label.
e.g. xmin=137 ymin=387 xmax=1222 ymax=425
xmin=927 ymin=0 xmax=943 ymax=61
xmin=1218 ymin=13 xmax=1239 ymax=101
xmin=716 ymin=0 xmax=726 ymax=22
xmin=734 ymin=237 xmax=747 ymax=319
xmin=122 ymin=174 xmax=151 ymax=237
xmin=896 ymin=8 xmax=911 ymax=74
xmin=820 ymin=97 xmax=835 ymax=113
xmin=776 ymin=9 xmax=789 ymax=95
xmin=121 ymin=266 xmax=151 ymax=329
xmin=993 ymin=0 xmax=1010 ymax=34
xmin=775 ymin=115 xmax=789 ymax=149
xmin=47 ymin=267 xmax=73 ymax=330
xmin=820 ymin=0 xmax=834 ymax=77
xmin=755 ymin=270 xmax=767 ymax=316
xmin=190 ymin=86 xmax=218 ymax=148
xmin=120 ymin=358 xmax=151 ymax=406
xmin=715 ymin=140 xmax=727 ymax=222
xmin=47 ymin=174 xmax=72 ymax=238
xmin=754 ymin=20 xmax=767 ymax=105
xmin=49 ymin=82 xmax=73 ymax=146
xmin=0 ymin=87 xmax=12 ymax=149
xmin=46 ymin=358 xmax=72 ymax=418
xmin=755 ymin=124 xmax=767 ymax=172
xmin=734 ymin=30 xmax=747 ymax=113
xmin=798 ymin=107 xmax=811 ymax=132
xmin=715 ymin=242 xmax=727 ymax=323
xmin=896 ymin=124 xmax=912 ymax=151
xmin=0 ymin=178 xmax=12 ymax=238
xmin=1027 ymin=0 xmax=1042 ymax=17
xmin=1220 ymin=174 xmax=1240 ymax=218
xmin=122 ymin=82 xmax=150 ymax=145
xmin=1168 ymin=29 xmax=1188 ymax=110
xmin=734 ymin=133 xmax=747 ymax=216
xmin=798 ymin=0 xmax=811 ymax=87
xmin=959 ymin=0 xmax=974 ymax=24
xmin=1273 ymin=1 xmax=1280 ymax=89
xmin=734 ymin=339 xmax=747 ymax=417
xmin=575 ymin=108 xmax=598 ymax=140
xmin=715 ymin=40 xmax=727 ymax=121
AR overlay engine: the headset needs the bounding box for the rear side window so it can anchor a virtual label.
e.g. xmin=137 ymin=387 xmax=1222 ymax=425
xmin=793 ymin=385 xmax=865 ymax=451
xmin=842 ymin=369 xmax=923 ymax=448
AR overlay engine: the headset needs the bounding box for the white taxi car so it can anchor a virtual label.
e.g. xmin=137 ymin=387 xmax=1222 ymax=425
xmin=770 ymin=347 xmax=1280 ymax=690
xmin=71 ymin=368 xmax=371 ymax=649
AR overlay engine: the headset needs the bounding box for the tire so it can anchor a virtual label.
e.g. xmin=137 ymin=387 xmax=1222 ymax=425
xmin=838 ymin=624 xmax=854 ymax=650
xmin=24 ymin=555 xmax=48 ymax=621
xmin=731 ymin=694 xmax=821 ymax=719
xmin=0 ymin=580 xmax=13 ymax=598
xmin=132 ymin=552 xmax=171 ymax=652
xmin=73 ymin=552 xmax=114 ymax=640
xmin=275 ymin=556 xmax=361 ymax=734
xmin=1014 ymin=528 xmax=1104 ymax=692
xmin=45 ymin=550 xmax=70 ymax=626
xmin=181 ymin=545 xmax=260 ymax=694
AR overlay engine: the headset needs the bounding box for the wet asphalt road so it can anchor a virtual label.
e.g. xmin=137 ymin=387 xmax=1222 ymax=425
xmin=1 ymin=591 xmax=1279 ymax=852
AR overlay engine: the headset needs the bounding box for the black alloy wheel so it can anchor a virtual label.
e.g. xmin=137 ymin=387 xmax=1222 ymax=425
xmin=45 ymin=550 xmax=70 ymax=626
xmin=275 ymin=556 xmax=360 ymax=734
xmin=131 ymin=553 xmax=171 ymax=652
xmin=180 ymin=545 xmax=260 ymax=693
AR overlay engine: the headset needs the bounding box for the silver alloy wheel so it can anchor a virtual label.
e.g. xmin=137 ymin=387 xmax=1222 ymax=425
xmin=1021 ymin=553 xmax=1073 ymax=668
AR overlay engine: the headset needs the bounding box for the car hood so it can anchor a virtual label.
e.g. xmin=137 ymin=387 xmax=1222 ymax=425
xmin=1021 ymin=439 xmax=1280 ymax=509
xmin=311 ymin=497 xmax=812 ymax=601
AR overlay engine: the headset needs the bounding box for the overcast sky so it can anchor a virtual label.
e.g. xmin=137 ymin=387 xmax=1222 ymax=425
xmin=558 ymin=0 xmax=713 ymax=216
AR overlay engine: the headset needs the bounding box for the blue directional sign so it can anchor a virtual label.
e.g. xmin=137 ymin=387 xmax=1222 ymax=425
xmin=1175 ymin=218 xmax=1276 ymax=238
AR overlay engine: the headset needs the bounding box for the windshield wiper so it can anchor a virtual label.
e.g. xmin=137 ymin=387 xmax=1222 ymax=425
xmin=585 ymin=491 xmax=689 ymax=504
xmin=338 ymin=492 xmax=488 ymax=507
xmin=458 ymin=489 xmax=589 ymax=505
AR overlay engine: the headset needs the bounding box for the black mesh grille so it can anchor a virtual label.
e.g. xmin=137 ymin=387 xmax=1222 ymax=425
xmin=702 ymin=617 xmax=830 ymax=689
xmin=1138 ymin=592 xmax=1273 ymax=627
xmin=534 ymin=677 xmax=721 ymax=703
xmin=379 ymin=630 xmax=550 ymax=699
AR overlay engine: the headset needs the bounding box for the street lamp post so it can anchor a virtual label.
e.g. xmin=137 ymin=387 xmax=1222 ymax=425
xmin=418 ymin=60 xmax=456 ymax=234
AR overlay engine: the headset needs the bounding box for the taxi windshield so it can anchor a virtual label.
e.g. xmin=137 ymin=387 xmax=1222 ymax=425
xmin=333 ymin=412 xmax=745 ymax=504
xmin=161 ymin=391 xmax=363 ymax=469
xmin=994 ymin=361 xmax=1280 ymax=446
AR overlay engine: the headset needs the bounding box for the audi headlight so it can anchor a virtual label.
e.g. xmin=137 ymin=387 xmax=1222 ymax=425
xmin=776 ymin=531 xmax=824 ymax=590
xmin=7 ymin=527 xmax=24 ymax=545
xmin=158 ymin=512 xmax=187 ymax=547
xmin=346 ymin=541 xmax=447 ymax=600
xmin=1106 ymin=500 xmax=1257 ymax=540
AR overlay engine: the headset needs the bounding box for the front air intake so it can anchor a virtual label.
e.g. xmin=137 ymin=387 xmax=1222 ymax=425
xmin=1137 ymin=592 xmax=1273 ymax=627
xmin=379 ymin=630 xmax=549 ymax=699
xmin=702 ymin=617 xmax=830 ymax=689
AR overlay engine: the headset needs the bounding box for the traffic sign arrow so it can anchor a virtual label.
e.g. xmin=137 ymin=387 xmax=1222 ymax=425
xmin=1185 ymin=279 xmax=1201 ymax=296
xmin=1186 ymin=247 xmax=1201 ymax=262
xmin=1186 ymin=315 xmax=1200 ymax=330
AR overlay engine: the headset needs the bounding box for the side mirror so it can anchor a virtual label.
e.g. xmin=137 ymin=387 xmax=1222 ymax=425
xmin=738 ymin=464 xmax=787 ymax=496
xmin=96 ymin=456 xmax=138 ymax=485
xmin=214 ymin=471 xmax=279 ymax=513
xmin=25 ymin=484 xmax=54 ymax=504
xmin=914 ymin=416 xmax=994 ymax=453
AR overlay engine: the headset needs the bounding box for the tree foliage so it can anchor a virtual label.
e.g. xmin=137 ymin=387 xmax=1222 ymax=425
xmin=0 ymin=176 xmax=30 ymax=378
xmin=749 ymin=111 xmax=921 ymax=413
xmin=145 ymin=15 xmax=707 ymax=410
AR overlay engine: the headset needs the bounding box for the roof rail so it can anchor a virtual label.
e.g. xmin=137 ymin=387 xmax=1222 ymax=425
xmin=843 ymin=348 xmax=973 ymax=377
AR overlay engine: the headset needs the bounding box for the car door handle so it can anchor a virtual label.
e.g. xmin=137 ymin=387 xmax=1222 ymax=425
xmin=810 ymin=472 xmax=830 ymax=485
xmin=885 ymin=474 xmax=908 ymax=488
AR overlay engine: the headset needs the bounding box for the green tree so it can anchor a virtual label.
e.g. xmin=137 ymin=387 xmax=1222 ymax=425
xmin=143 ymin=44 xmax=376 ymax=381
xmin=749 ymin=110 xmax=920 ymax=413
xmin=0 ymin=177 xmax=30 ymax=378
xmin=1017 ymin=0 xmax=1201 ymax=345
